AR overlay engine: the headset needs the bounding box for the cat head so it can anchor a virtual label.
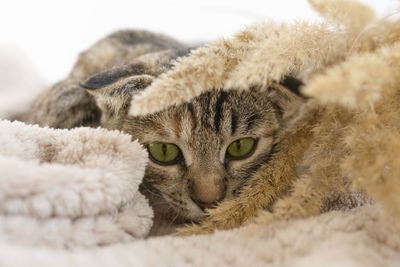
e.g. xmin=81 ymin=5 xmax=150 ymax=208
xmin=82 ymin=65 xmax=307 ymax=222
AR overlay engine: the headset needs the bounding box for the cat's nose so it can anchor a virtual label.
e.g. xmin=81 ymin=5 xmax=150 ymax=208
xmin=188 ymin=176 xmax=227 ymax=210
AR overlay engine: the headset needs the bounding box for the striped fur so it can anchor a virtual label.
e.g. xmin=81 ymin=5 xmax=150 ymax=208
xmin=25 ymin=30 xmax=190 ymax=129
xmin=104 ymin=84 xmax=305 ymax=235
xmin=25 ymin=29 xmax=309 ymax=236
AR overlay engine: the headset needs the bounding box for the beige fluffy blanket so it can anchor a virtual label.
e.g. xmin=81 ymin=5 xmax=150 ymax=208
xmin=1 ymin=0 xmax=400 ymax=266
xmin=1 ymin=206 xmax=399 ymax=267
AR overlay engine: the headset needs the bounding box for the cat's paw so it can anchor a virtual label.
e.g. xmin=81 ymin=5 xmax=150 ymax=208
xmin=176 ymin=200 xmax=256 ymax=236
xmin=206 ymin=199 xmax=254 ymax=228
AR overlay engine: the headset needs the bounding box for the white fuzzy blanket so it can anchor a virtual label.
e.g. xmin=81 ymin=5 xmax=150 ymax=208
xmin=1 ymin=38 xmax=400 ymax=267
xmin=0 ymin=120 xmax=152 ymax=248
xmin=0 ymin=47 xmax=153 ymax=249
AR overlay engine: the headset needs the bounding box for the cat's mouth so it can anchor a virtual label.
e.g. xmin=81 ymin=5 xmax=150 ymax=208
xmin=190 ymin=197 xmax=218 ymax=211
xmin=186 ymin=198 xmax=228 ymax=223
xmin=199 ymin=202 xmax=217 ymax=210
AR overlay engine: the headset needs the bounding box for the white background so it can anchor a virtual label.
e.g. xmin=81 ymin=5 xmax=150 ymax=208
xmin=0 ymin=0 xmax=398 ymax=85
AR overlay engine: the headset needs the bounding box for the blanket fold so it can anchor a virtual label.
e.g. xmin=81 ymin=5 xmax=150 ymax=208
xmin=0 ymin=120 xmax=153 ymax=248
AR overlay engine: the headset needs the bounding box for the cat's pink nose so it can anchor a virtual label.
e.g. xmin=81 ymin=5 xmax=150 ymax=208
xmin=188 ymin=176 xmax=227 ymax=210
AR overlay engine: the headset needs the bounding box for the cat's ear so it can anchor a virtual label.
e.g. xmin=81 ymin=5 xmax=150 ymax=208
xmin=81 ymin=64 xmax=154 ymax=117
xmin=267 ymin=76 xmax=306 ymax=104
xmin=267 ymin=76 xmax=307 ymax=123
xmin=278 ymin=76 xmax=305 ymax=97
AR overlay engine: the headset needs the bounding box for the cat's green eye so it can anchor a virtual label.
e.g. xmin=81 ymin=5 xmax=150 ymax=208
xmin=226 ymin=138 xmax=256 ymax=159
xmin=148 ymin=142 xmax=181 ymax=164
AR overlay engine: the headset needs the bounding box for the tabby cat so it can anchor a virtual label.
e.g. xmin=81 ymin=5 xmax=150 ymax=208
xmin=26 ymin=30 xmax=361 ymax=236
xmin=93 ymin=79 xmax=306 ymax=235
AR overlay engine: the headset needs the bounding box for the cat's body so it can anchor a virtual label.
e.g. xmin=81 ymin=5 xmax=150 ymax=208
xmin=25 ymin=30 xmax=364 ymax=236
xmin=24 ymin=30 xmax=190 ymax=129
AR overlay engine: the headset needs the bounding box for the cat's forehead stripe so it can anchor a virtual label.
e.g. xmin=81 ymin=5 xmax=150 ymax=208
xmin=189 ymin=90 xmax=270 ymax=135
xmin=147 ymin=89 xmax=281 ymax=143
xmin=231 ymin=111 xmax=238 ymax=135
xmin=186 ymin=103 xmax=197 ymax=131
xmin=246 ymin=113 xmax=262 ymax=132
xmin=214 ymin=91 xmax=228 ymax=132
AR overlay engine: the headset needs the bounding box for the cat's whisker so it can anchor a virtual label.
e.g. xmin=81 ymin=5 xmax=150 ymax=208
xmin=168 ymin=208 xmax=180 ymax=225
xmin=140 ymin=184 xmax=162 ymax=198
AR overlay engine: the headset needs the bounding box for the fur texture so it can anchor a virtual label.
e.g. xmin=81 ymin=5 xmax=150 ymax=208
xmin=1 ymin=205 xmax=400 ymax=267
xmin=0 ymin=120 xmax=152 ymax=248
xmin=99 ymin=83 xmax=307 ymax=235
xmin=304 ymin=41 xmax=400 ymax=227
xmin=130 ymin=0 xmax=399 ymax=116
xmin=123 ymin=0 xmax=400 ymax=235
xmin=25 ymin=30 xmax=190 ymax=129
xmin=23 ymin=0 xmax=400 ymax=235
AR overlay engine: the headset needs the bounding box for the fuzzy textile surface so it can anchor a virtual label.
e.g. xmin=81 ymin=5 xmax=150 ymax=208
xmin=2 ymin=0 xmax=400 ymax=267
xmin=0 ymin=120 xmax=152 ymax=249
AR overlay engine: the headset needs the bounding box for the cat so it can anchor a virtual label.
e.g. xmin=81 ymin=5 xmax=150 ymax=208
xmin=25 ymin=30 xmax=364 ymax=236
xmin=24 ymin=29 xmax=191 ymax=129
xmin=95 ymin=78 xmax=319 ymax=236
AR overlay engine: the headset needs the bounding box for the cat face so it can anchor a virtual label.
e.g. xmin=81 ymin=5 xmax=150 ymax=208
xmin=84 ymin=59 xmax=304 ymax=223
xmin=120 ymin=87 xmax=299 ymax=221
